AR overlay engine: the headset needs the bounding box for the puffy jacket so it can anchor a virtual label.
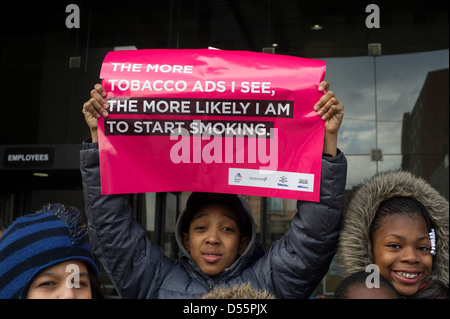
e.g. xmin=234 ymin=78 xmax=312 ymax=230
xmin=337 ymin=170 xmax=449 ymax=299
xmin=80 ymin=141 xmax=347 ymax=298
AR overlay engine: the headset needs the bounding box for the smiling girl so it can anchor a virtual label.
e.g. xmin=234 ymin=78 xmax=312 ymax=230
xmin=337 ymin=171 xmax=448 ymax=299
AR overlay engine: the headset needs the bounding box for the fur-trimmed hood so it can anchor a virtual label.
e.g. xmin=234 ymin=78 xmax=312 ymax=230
xmin=201 ymin=282 xmax=274 ymax=299
xmin=337 ymin=170 xmax=449 ymax=290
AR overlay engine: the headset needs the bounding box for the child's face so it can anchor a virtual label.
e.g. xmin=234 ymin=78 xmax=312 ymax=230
xmin=182 ymin=203 xmax=250 ymax=276
xmin=372 ymin=214 xmax=433 ymax=297
xmin=26 ymin=260 xmax=92 ymax=299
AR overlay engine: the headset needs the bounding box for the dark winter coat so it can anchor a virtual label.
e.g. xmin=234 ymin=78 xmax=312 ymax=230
xmin=80 ymin=141 xmax=347 ymax=298
xmin=337 ymin=170 xmax=449 ymax=299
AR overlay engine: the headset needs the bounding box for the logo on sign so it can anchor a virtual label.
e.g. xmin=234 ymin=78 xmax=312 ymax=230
xmin=298 ymin=178 xmax=309 ymax=189
xmin=278 ymin=176 xmax=288 ymax=187
xmin=250 ymin=176 xmax=268 ymax=182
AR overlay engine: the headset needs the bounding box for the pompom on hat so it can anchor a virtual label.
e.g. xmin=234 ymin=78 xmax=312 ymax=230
xmin=0 ymin=203 xmax=98 ymax=299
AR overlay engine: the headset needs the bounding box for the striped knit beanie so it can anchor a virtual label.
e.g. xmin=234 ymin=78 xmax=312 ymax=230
xmin=0 ymin=203 xmax=99 ymax=299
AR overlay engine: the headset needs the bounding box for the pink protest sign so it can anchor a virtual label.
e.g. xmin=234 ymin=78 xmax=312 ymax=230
xmin=98 ymin=49 xmax=326 ymax=201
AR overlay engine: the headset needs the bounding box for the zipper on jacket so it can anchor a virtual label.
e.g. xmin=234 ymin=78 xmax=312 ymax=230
xmin=183 ymin=257 xmax=215 ymax=290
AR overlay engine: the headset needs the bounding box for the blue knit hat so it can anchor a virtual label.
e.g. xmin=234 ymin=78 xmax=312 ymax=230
xmin=0 ymin=203 xmax=99 ymax=299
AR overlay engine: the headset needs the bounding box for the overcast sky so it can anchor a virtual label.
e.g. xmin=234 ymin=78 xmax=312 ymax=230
xmin=319 ymin=49 xmax=449 ymax=188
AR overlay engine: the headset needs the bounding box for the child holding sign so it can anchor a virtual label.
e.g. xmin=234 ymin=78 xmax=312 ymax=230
xmin=80 ymin=80 xmax=346 ymax=298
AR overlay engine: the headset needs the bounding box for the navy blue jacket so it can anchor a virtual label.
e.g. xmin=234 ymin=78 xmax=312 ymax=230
xmin=80 ymin=141 xmax=347 ymax=298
